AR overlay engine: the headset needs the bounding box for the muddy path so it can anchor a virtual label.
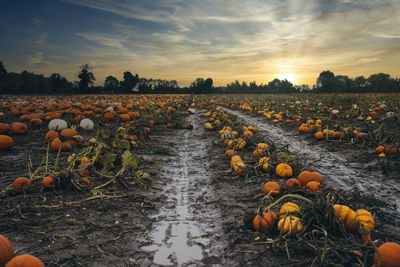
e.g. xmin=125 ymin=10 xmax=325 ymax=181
xmin=140 ymin=111 xmax=225 ymax=266
xmin=219 ymin=106 xmax=400 ymax=238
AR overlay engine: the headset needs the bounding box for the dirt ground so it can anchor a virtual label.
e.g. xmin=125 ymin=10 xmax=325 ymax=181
xmin=1 ymin=107 xmax=399 ymax=266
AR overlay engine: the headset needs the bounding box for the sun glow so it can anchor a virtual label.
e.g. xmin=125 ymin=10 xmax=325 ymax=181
xmin=277 ymin=73 xmax=296 ymax=84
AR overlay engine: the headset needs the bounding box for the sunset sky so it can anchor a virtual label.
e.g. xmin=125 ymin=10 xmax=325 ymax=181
xmin=1 ymin=0 xmax=399 ymax=86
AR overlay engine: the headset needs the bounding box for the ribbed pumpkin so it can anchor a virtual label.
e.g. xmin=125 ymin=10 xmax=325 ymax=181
xmin=0 ymin=135 xmax=13 ymax=150
xmin=333 ymin=204 xmax=356 ymax=231
xmin=10 ymin=122 xmax=28 ymax=135
xmin=0 ymin=234 xmax=14 ymax=266
xmin=263 ymin=182 xmax=280 ymax=196
xmin=258 ymin=157 xmax=270 ymax=171
xmin=224 ymin=149 xmax=235 ymax=159
xmin=374 ymin=242 xmax=400 ymax=267
xmin=277 ymin=216 xmax=303 ymax=234
xmin=13 ymin=177 xmax=32 ymax=191
xmin=5 ymin=254 xmax=44 ymax=267
xmin=253 ymin=211 xmax=277 ymax=232
xmin=233 ymin=161 xmax=245 ymax=175
xmin=0 ymin=123 xmax=9 ymax=134
xmin=256 ymin=143 xmax=269 ymax=150
xmin=355 ymin=209 xmax=374 ymax=231
xmin=279 ymin=202 xmax=301 ymax=219
xmin=275 ymin=163 xmax=293 ymax=177
xmin=230 ymin=155 xmax=242 ymax=169
xmin=298 ymin=171 xmax=323 ymax=186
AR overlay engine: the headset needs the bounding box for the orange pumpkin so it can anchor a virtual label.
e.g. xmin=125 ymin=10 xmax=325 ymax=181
xmin=13 ymin=177 xmax=32 ymax=191
xmin=230 ymin=155 xmax=242 ymax=168
xmin=374 ymin=242 xmax=400 ymax=267
xmin=0 ymin=123 xmax=10 ymax=134
xmin=0 ymin=234 xmax=14 ymax=266
xmin=263 ymin=181 xmax=280 ymax=196
xmin=50 ymin=138 xmax=72 ymax=151
xmin=10 ymin=122 xmax=28 ymax=135
xmin=41 ymin=176 xmax=55 ymax=189
xmin=120 ymin=114 xmax=130 ymax=121
xmin=104 ymin=112 xmax=115 ymax=121
xmin=285 ymin=178 xmax=301 ymax=189
xmin=252 ymin=149 xmax=264 ymax=158
xmin=355 ymin=209 xmax=374 ymax=231
xmin=306 ymin=181 xmax=321 ymax=192
xmin=333 ymin=204 xmax=356 ymax=231
xmin=29 ymin=118 xmax=42 ymax=129
xmin=5 ymin=254 xmax=44 ymax=267
xmin=0 ymin=135 xmax=13 ymax=150
xmin=315 ymin=131 xmax=324 ymax=140
xmin=80 ymin=177 xmax=91 ymax=187
xmin=275 ymin=163 xmax=293 ymax=177
xmin=233 ymin=161 xmax=245 ymax=175
xmin=44 ymin=130 xmax=59 ymax=143
xmin=279 ymin=202 xmax=301 ymax=219
xmin=376 ymin=145 xmax=385 ymax=153
xmin=298 ymin=171 xmax=323 ymax=186
xmin=224 ymin=149 xmax=235 ymax=159
xmin=60 ymin=128 xmax=77 ymax=137
xmin=253 ymin=211 xmax=277 ymax=232
xmin=277 ymin=216 xmax=303 ymax=234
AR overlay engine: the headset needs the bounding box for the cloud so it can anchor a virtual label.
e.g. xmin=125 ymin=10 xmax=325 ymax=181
xmin=27 ymin=52 xmax=44 ymax=64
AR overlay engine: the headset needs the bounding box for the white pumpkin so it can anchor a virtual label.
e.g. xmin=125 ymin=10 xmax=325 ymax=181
xmin=80 ymin=118 xmax=94 ymax=131
xmin=48 ymin=119 xmax=68 ymax=131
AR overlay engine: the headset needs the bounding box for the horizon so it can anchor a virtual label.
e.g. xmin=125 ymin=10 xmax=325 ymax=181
xmin=1 ymin=0 xmax=399 ymax=87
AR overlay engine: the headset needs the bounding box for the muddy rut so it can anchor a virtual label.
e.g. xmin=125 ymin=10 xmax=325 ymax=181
xmin=220 ymin=106 xmax=400 ymax=237
xmin=141 ymin=111 xmax=224 ymax=266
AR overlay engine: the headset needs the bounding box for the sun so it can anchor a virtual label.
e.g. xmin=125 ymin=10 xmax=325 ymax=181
xmin=278 ymin=73 xmax=296 ymax=84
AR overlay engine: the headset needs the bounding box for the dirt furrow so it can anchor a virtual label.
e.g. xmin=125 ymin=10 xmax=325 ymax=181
xmin=141 ymin=111 xmax=224 ymax=266
xmin=220 ymin=106 xmax=400 ymax=238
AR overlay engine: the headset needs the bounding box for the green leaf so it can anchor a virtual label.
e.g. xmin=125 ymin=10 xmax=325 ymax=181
xmin=122 ymin=150 xmax=138 ymax=169
xmin=100 ymin=152 xmax=117 ymax=169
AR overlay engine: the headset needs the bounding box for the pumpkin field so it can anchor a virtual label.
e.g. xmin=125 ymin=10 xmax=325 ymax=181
xmin=0 ymin=93 xmax=400 ymax=266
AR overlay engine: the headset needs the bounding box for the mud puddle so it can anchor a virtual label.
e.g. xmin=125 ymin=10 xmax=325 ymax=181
xmin=220 ymin=106 xmax=400 ymax=236
xmin=141 ymin=111 xmax=224 ymax=266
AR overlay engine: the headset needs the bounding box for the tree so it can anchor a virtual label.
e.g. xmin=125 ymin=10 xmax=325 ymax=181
xmin=204 ymin=78 xmax=213 ymax=89
xmin=367 ymin=73 xmax=396 ymax=92
xmin=77 ymin=64 xmax=95 ymax=93
xmin=0 ymin=60 xmax=7 ymax=78
xmin=49 ymin=73 xmax=72 ymax=94
xmin=353 ymin=76 xmax=367 ymax=92
xmin=316 ymin=71 xmax=337 ymax=92
xmin=120 ymin=71 xmax=139 ymax=93
xmin=104 ymin=75 xmax=119 ymax=92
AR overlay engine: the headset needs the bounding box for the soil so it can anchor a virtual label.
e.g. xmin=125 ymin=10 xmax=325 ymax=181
xmin=1 ymin=106 xmax=399 ymax=266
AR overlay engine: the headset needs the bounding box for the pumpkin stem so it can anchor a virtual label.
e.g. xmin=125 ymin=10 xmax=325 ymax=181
xmin=265 ymin=194 xmax=313 ymax=211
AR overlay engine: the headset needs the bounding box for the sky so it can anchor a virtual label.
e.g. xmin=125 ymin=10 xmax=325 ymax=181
xmin=0 ymin=0 xmax=399 ymax=86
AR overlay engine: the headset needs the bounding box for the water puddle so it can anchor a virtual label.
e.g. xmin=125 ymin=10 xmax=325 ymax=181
xmin=220 ymin=107 xmax=400 ymax=232
xmin=141 ymin=111 xmax=222 ymax=265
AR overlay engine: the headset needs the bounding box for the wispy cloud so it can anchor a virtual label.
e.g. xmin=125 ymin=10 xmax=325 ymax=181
xmin=27 ymin=52 xmax=44 ymax=64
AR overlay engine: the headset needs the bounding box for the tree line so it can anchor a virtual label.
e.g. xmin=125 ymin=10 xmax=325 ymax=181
xmin=0 ymin=61 xmax=399 ymax=95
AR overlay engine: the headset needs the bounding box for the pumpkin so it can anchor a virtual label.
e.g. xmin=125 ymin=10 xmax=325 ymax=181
xmin=306 ymin=181 xmax=321 ymax=192
xmin=5 ymin=254 xmax=44 ymax=267
xmin=275 ymin=163 xmax=293 ymax=177
xmin=79 ymin=118 xmax=94 ymax=130
xmin=257 ymin=143 xmax=268 ymax=150
xmin=376 ymin=146 xmax=385 ymax=153
xmin=0 ymin=234 xmax=14 ymax=266
xmin=119 ymin=114 xmax=130 ymax=121
xmin=298 ymin=171 xmax=323 ymax=186
xmin=235 ymin=140 xmax=246 ymax=150
xmin=29 ymin=118 xmax=42 ymax=129
xmin=333 ymin=204 xmax=356 ymax=231
xmin=285 ymin=178 xmax=301 ymax=189
xmin=60 ymin=128 xmax=77 ymax=137
xmin=104 ymin=112 xmax=115 ymax=121
xmin=374 ymin=242 xmax=400 ymax=267
xmin=80 ymin=177 xmax=91 ymax=187
xmin=225 ymin=149 xmax=235 ymax=159
xmin=252 ymin=149 xmax=264 ymax=158
xmin=50 ymin=138 xmax=72 ymax=151
xmin=41 ymin=176 xmax=55 ymax=189
xmin=13 ymin=177 xmax=32 ymax=191
xmin=10 ymin=122 xmax=28 ymax=135
xmin=279 ymin=202 xmax=301 ymax=219
xmin=277 ymin=216 xmax=303 ymax=234
xmin=243 ymin=130 xmax=253 ymax=138
xmin=355 ymin=209 xmax=374 ymax=231
xmin=44 ymin=130 xmax=59 ymax=143
xmin=385 ymin=145 xmax=397 ymax=155
xmin=233 ymin=161 xmax=245 ymax=174
xmin=48 ymin=119 xmax=67 ymax=131
xmin=230 ymin=155 xmax=242 ymax=168
xmin=315 ymin=131 xmax=324 ymax=140
xmin=253 ymin=211 xmax=277 ymax=232
xmin=263 ymin=182 xmax=280 ymax=196
xmin=204 ymin=123 xmax=213 ymax=130
xmin=0 ymin=135 xmax=13 ymax=150
xmin=0 ymin=123 xmax=9 ymax=134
